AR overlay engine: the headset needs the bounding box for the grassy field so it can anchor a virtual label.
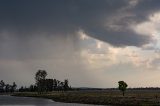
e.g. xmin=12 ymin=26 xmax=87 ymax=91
xmin=12 ymin=90 xmax=160 ymax=106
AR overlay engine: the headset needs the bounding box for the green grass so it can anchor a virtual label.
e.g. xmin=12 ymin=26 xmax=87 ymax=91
xmin=12 ymin=90 xmax=160 ymax=106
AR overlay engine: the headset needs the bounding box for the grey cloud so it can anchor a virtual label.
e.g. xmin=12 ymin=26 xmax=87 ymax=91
xmin=0 ymin=0 xmax=159 ymax=47
xmin=0 ymin=32 xmax=80 ymax=60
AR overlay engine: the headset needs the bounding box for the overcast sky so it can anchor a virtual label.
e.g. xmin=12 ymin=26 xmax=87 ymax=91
xmin=1 ymin=0 xmax=160 ymax=88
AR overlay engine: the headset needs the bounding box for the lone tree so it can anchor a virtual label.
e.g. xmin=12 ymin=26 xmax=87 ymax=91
xmin=118 ymin=81 xmax=128 ymax=96
xmin=35 ymin=70 xmax=47 ymax=93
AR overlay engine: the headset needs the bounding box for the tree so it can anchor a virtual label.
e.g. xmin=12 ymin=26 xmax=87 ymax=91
xmin=35 ymin=70 xmax=47 ymax=93
xmin=45 ymin=79 xmax=53 ymax=92
xmin=11 ymin=82 xmax=17 ymax=92
xmin=53 ymin=79 xmax=57 ymax=90
xmin=64 ymin=79 xmax=69 ymax=91
xmin=56 ymin=80 xmax=62 ymax=91
xmin=0 ymin=80 xmax=5 ymax=92
xmin=29 ymin=85 xmax=35 ymax=92
xmin=35 ymin=70 xmax=47 ymax=83
xmin=5 ymin=84 xmax=10 ymax=92
xmin=118 ymin=81 xmax=128 ymax=96
xmin=19 ymin=86 xmax=24 ymax=92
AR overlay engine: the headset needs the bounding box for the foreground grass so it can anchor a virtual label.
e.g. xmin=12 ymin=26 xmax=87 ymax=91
xmin=12 ymin=90 xmax=160 ymax=106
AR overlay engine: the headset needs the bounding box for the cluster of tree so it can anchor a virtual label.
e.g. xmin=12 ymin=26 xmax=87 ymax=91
xmin=35 ymin=70 xmax=71 ymax=93
xmin=19 ymin=85 xmax=37 ymax=92
xmin=18 ymin=70 xmax=71 ymax=93
xmin=0 ymin=80 xmax=17 ymax=93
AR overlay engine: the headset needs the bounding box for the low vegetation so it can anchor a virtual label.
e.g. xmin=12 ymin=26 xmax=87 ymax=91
xmin=13 ymin=90 xmax=160 ymax=106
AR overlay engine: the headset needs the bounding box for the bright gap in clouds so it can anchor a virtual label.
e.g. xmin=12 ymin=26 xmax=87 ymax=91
xmin=77 ymin=25 xmax=160 ymax=87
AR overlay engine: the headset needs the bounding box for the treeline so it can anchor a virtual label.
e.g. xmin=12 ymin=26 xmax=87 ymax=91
xmin=19 ymin=70 xmax=71 ymax=93
xmin=0 ymin=80 xmax=17 ymax=93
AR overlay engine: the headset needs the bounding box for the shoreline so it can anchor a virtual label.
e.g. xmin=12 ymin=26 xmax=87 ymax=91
xmin=11 ymin=90 xmax=160 ymax=106
xmin=12 ymin=93 xmax=105 ymax=106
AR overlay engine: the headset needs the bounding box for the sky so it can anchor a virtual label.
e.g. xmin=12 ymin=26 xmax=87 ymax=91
xmin=1 ymin=0 xmax=160 ymax=88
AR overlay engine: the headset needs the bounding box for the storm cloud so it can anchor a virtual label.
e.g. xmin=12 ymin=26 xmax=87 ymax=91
xmin=0 ymin=0 xmax=160 ymax=47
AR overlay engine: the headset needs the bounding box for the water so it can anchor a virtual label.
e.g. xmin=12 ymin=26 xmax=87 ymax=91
xmin=0 ymin=95 xmax=104 ymax=106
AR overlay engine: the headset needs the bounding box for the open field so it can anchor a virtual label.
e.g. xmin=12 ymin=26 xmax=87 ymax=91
xmin=12 ymin=89 xmax=160 ymax=106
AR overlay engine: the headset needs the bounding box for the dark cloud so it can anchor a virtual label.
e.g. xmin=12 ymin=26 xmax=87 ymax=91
xmin=0 ymin=0 xmax=160 ymax=47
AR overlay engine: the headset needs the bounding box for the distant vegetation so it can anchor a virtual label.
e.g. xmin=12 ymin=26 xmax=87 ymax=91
xmin=0 ymin=80 xmax=17 ymax=93
xmin=18 ymin=70 xmax=71 ymax=93
xmin=0 ymin=70 xmax=130 ymax=95
xmin=0 ymin=69 xmax=130 ymax=97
